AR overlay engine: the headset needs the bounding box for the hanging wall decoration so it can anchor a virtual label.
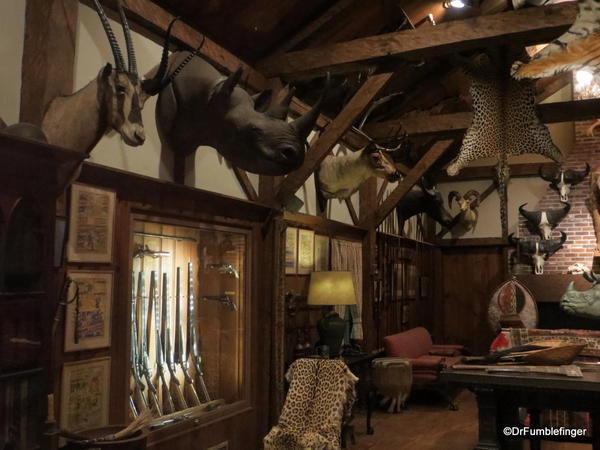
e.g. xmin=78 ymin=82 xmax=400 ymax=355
xmin=488 ymin=277 xmax=538 ymax=332
xmin=285 ymin=227 xmax=298 ymax=274
xmin=511 ymin=0 xmax=600 ymax=82
xmin=60 ymin=357 xmax=110 ymax=431
xmin=297 ymin=229 xmax=315 ymax=275
xmin=446 ymin=52 xmax=563 ymax=234
xmin=64 ymin=271 xmax=113 ymax=352
xmin=561 ymin=273 xmax=600 ymax=319
xmin=313 ymin=235 xmax=330 ymax=271
xmin=67 ymin=183 xmax=116 ymax=263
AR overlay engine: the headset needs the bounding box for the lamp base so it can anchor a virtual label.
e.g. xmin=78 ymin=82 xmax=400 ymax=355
xmin=316 ymin=311 xmax=346 ymax=358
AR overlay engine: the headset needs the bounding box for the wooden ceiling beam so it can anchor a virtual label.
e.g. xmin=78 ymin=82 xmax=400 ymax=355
xmin=435 ymin=162 xmax=558 ymax=182
xmin=360 ymin=139 xmax=457 ymax=228
xmin=365 ymin=98 xmax=600 ymax=138
xmin=276 ymin=73 xmax=394 ymax=206
xmin=256 ymin=3 xmax=577 ymax=80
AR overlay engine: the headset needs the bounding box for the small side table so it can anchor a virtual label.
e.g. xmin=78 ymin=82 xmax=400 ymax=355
xmin=372 ymin=358 xmax=412 ymax=413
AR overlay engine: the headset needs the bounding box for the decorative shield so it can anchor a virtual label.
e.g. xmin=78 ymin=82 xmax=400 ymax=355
xmin=488 ymin=277 xmax=538 ymax=332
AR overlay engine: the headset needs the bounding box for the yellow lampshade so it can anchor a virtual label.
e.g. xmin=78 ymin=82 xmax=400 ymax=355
xmin=307 ymin=271 xmax=356 ymax=306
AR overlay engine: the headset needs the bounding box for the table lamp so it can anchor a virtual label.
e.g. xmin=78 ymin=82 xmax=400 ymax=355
xmin=307 ymin=271 xmax=356 ymax=357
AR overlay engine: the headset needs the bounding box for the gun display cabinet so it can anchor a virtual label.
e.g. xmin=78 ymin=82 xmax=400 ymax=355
xmin=130 ymin=218 xmax=248 ymax=416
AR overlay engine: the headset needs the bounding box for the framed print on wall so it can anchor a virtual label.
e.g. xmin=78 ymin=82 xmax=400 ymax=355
xmin=64 ymin=271 xmax=113 ymax=352
xmin=67 ymin=183 xmax=116 ymax=263
xmin=60 ymin=357 xmax=110 ymax=431
xmin=313 ymin=235 xmax=330 ymax=271
xmin=285 ymin=227 xmax=298 ymax=274
xmin=297 ymin=229 xmax=315 ymax=275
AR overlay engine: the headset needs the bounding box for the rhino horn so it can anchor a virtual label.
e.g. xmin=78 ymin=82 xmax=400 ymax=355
xmin=266 ymin=86 xmax=296 ymax=119
xmin=518 ymin=203 xmax=539 ymax=224
xmin=565 ymin=280 xmax=575 ymax=293
xmin=291 ymin=73 xmax=330 ymax=142
xmin=252 ymin=90 xmax=274 ymax=113
xmin=219 ymin=67 xmax=244 ymax=97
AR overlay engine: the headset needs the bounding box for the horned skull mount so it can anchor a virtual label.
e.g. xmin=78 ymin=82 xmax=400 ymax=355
xmin=518 ymin=202 xmax=570 ymax=240
xmin=539 ymin=164 xmax=590 ymax=202
xmin=509 ymin=232 xmax=567 ymax=275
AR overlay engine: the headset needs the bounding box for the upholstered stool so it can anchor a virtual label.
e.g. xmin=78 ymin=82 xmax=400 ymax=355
xmin=372 ymin=357 xmax=412 ymax=413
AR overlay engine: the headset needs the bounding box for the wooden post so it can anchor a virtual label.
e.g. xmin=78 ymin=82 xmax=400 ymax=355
xmin=20 ymin=0 xmax=78 ymax=125
xmin=360 ymin=177 xmax=378 ymax=351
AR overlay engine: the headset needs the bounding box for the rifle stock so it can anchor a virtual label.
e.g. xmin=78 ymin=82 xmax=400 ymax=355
xmin=138 ymin=272 xmax=162 ymax=416
xmin=130 ymin=272 xmax=148 ymax=416
xmin=153 ymin=272 xmax=176 ymax=415
xmin=187 ymin=262 xmax=211 ymax=402
xmin=165 ymin=269 xmax=188 ymax=411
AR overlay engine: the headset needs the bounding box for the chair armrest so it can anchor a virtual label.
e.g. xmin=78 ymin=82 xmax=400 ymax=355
xmin=431 ymin=344 xmax=469 ymax=356
xmin=410 ymin=357 xmax=444 ymax=371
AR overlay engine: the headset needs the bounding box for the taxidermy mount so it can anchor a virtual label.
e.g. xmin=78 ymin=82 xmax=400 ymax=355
xmin=508 ymin=232 xmax=567 ymax=275
xmin=539 ymin=164 xmax=590 ymax=202
xmin=448 ymin=190 xmax=480 ymax=234
xmin=395 ymin=184 xmax=453 ymax=235
xmin=561 ymin=271 xmax=600 ymax=320
xmin=588 ymin=164 xmax=600 ymax=251
xmin=512 ymin=0 xmax=600 ymax=82
xmin=154 ymin=51 xmax=328 ymax=183
xmin=518 ymin=202 xmax=570 ymax=240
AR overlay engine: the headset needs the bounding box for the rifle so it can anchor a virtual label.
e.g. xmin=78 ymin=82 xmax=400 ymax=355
xmin=152 ymin=272 xmax=176 ymax=415
xmin=187 ymin=262 xmax=211 ymax=402
xmin=163 ymin=270 xmax=187 ymax=411
xmin=176 ymin=266 xmax=201 ymax=406
xmin=137 ymin=272 xmax=162 ymax=416
xmin=130 ymin=272 xmax=148 ymax=417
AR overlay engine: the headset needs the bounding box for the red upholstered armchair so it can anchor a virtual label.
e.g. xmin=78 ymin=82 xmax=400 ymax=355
xmin=383 ymin=327 xmax=467 ymax=409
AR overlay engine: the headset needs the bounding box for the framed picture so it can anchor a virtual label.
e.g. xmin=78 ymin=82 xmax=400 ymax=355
xmin=64 ymin=271 xmax=113 ymax=352
xmin=297 ymin=229 xmax=315 ymax=275
xmin=313 ymin=235 xmax=330 ymax=271
xmin=60 ymin=357 xmax=110 ymax=431
xmin=54 ymin=216 xmax=67 ymax=268
xmin=285 ymin=227 xmax=298 ymax=274
xmin=67 ymin=183 xmax=116 ymax=263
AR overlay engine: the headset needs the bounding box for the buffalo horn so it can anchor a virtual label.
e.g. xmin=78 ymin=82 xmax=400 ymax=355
xmin=518 ymin=203 xmax=539 ymax=224
xmin=291 ymin=72 xmax=330 ymax=142
xmin=92 ymin=0 xmax=126 ymax=73
xmin=266 ymin=86 xmax=296 ymax=120
xmin=548 ymin=202 xmax=570 ymax=224
xmin=117 ymin=0 xmax=137 ymax=76
xmin=565 ymin=162 xmax=591 ymax=184
xmin=538 ymin=165 xmax=556 ymax=183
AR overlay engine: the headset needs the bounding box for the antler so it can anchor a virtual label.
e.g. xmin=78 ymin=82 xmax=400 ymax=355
xmin=92 ymin=0 xmax=126 ymax=72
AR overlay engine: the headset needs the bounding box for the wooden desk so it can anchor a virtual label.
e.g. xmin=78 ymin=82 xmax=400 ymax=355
xmin=441 ymin=368 xmax=600 ymax=450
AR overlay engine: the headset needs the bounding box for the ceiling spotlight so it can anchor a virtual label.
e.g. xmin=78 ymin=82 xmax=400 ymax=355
xmin=444 ymin=0 xmax=467 ymax=8
xmin=576 ymin=69 xmax=594 ymax=87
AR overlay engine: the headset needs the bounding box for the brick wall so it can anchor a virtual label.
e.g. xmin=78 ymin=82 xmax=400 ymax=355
xmin=515 ymin=119 xmax=600 ymax=274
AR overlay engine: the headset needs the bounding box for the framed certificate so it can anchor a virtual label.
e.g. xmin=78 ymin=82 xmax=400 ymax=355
xmin=285 ymin=227 xmax=298 ymax=274
xmin=297 ymin=229 xmax=315 ymax=275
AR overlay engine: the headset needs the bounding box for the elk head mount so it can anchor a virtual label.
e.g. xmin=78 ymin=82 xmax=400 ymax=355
xmin=448 ymin=190 xmax=480 ymax=234
xmin=539 ymin=164 xmax=590 ymax=202
xmin=518 ymin=202 xmax=570 ymax=240
xmin=509 ymin=231 xmax=567 ymax=275
xmin=560 ymin=270 xmax=600 ymax=320
xmin=155 ymin=51 xmax=329 ymax=182
xmin=395 ymin=184 xmax=453 ymax=235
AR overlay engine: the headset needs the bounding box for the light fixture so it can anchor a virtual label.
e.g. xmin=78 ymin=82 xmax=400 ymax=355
xmin=307 ymin=271 xmax=357 ymax=357
xmin=576 ymin=69 xmax=594 ymax=88
xmin=444 ymin=0 xmax=468 ymax=8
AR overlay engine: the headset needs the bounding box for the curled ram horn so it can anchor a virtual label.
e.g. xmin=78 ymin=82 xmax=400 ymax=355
xmin=464 ymin=190 xmax=480 ymax=207
xmin=448 ymin=190 xmax=461 ymax=207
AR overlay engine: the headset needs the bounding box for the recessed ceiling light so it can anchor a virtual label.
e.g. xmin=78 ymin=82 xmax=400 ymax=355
xmin=444 ymin=0 xmax=468 ymax=8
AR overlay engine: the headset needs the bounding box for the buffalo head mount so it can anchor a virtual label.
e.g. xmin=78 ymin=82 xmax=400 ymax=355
xmin=518 ymin=202 xmax=570 ymax=240
xmin=395 ymin=185 xmax=453 ymax=235
xmin=539 ymin=164 xmax=590 ymax=202
xmin=155 ymin=52 xmax=329 ymax=181
xmin=509 ymin=232 xmax=567 ymax=275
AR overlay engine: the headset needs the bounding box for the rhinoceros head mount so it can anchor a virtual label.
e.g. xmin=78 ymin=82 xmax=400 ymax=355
xmin=560 ymin=280 xmax=600 ymax=319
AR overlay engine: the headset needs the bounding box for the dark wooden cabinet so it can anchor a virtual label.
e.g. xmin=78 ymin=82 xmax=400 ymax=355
xmin=0 ymin=134 xmax=83 ymax=449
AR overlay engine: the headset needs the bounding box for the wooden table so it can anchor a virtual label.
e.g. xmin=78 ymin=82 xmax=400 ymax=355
xmin=441 ymin=368 xmax=600 ymax=450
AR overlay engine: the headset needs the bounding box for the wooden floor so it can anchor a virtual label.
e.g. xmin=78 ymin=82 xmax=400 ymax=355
xmin=350 ymin=390 xmax=589 ymax=450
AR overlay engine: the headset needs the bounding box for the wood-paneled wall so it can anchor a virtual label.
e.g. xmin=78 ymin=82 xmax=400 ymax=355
xmin=439 ymin=245 xmax=507 ymax=355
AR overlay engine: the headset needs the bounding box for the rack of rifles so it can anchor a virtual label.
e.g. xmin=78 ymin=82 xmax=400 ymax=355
xmin=130 ymin=262 xmax=214 ymax=417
